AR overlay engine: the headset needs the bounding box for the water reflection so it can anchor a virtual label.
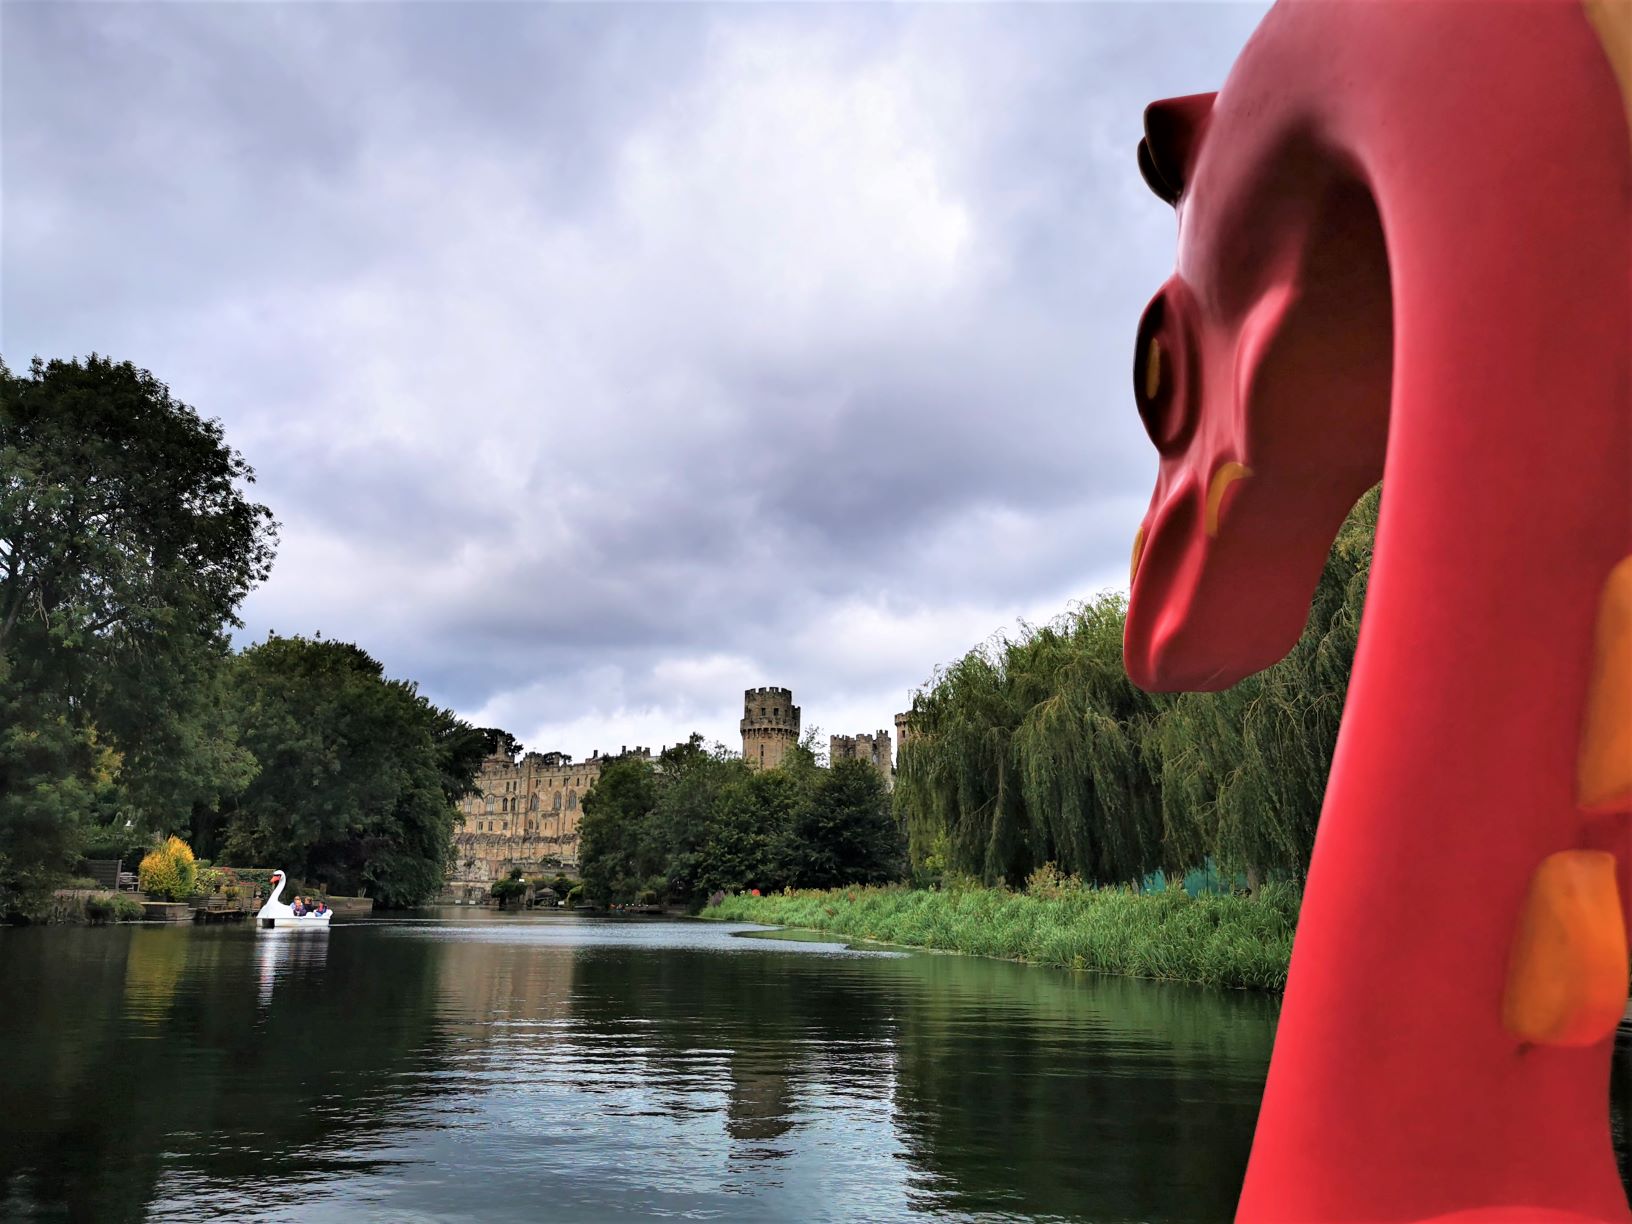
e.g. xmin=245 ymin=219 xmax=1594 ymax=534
xmin=254 ymin=928 xmax=331 ymax=1008
xmin=3 ymin=915 xmax=1626 ymax=1223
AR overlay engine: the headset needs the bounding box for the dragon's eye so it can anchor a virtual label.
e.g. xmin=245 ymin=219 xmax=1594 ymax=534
xmin=1134 ymin=290 xmax=1195 ymax=453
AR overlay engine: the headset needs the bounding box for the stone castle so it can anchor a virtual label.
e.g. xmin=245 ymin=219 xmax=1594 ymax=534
xmin=449 ymin=745 xmax=654 ymax=891
xmin=447 ymin=687 xmax=909 ymax=889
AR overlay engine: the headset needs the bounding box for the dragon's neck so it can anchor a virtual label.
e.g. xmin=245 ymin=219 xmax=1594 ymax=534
xmin=1236 ymin=1 xmax=1632 ymax=1219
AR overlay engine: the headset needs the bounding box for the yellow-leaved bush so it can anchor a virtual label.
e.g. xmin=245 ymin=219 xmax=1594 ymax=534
xmin=138 ymin=836 xmax=198 ymax=901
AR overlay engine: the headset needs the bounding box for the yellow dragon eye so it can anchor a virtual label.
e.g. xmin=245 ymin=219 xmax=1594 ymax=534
xmin=1144 ymin=337 xmax=1163 ymax=401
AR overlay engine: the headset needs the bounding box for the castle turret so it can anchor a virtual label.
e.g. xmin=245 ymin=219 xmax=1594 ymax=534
xmin=741 ymin=687 xmax=800 ymax=772
xmin=894 ymin=711 xmax=915 ymax=755
xmin=831 ymin=729 xmax=894 ymax=785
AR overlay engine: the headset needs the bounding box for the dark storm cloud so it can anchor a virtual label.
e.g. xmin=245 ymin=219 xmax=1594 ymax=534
xmin=3 ymin=1 xmax=1269 ymax=752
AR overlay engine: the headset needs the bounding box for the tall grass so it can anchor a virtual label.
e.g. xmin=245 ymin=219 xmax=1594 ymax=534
xmin=709 ymin=880 xmax=1298 ymax=992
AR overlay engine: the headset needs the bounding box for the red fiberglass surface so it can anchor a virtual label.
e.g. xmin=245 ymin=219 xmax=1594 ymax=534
xmin=1123 ymin=1 xmax=1632 ymax=1219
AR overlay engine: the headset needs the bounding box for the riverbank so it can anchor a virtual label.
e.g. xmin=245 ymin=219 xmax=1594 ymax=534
xmin=709 ymin=883 xmax=1299 ymax=991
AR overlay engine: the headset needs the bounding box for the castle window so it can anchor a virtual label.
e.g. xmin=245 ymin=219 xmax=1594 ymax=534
xmin=567 ymin=791 xmax=578 ymax=811
xmin=486 ymin=797 xmax=495 ymax=814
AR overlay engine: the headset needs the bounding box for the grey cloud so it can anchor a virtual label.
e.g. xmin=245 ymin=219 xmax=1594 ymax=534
xmin=4 ymin=1 xmax=1269 ymax=751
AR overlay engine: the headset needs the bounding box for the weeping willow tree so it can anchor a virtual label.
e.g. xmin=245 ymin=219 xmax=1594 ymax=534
xmin=1010 ymin=597 xmax=1169 ymax=883
xmin=896 ymin=646 xmax=1029 ymax=884
xmin=896 ymin=487 xmax=1380 ymax=889
xmin=896 ymin=595 xmax=1165 ymax=887
xmin=1151 ymin=486 xmax=1377 ymax=884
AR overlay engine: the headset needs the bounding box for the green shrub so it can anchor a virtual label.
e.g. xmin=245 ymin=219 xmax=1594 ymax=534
xmin=490 ymin=869 xmax=528 ymax=905
xmin=84 ymin=893 xmax=144 ymax=923
xmin=564 ymin=883 xmax=585 ymax=908
xmin=138 ymin=836 xmax=198 ymax=901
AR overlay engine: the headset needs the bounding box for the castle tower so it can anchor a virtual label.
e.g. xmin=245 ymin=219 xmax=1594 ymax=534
xmin=831 ymin=730 xmax=894 ymax=785
xmin=741 ymin=687 xmax=800 ymax=772
xmin=894 ymin=711 xmax=914 ymax=755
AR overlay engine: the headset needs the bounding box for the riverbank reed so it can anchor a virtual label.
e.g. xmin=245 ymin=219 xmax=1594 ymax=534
xmin=710 ymin=875 xmax=1298 ymax=991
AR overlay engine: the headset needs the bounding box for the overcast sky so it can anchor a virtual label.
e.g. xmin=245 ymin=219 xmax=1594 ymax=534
xmin=3 ymin=1 xmax=1268 ymax=762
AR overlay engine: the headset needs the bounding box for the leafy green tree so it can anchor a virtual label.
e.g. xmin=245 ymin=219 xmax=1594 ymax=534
xmin=476 ymin=727 xmax=523 ymax=758
xmin=1010 ymin=595 xmax=1167 ymax=884
xmin=216 ymin=636 xmax=475 ymax=906
xmin=790 ymin=758 xmax=904 ymax=889
xmin=645 ymin=738 xmax=745 ymax=904
xmin=0 ymin=656 xmax=120 ymax=916
xmin=701 ymin=768 xmax=801 ymax=896
xmin=490 ymin=868 xmax=528 ymax=907
xmin=895 ymin=637 xmax=1045 ymax=886
xmin=0 ymin=355 xmax=275 ymax=911
xmin=894 ymin=488 xmax=1380 ymax=890
xmin=0 ymin=355 xmax=275 ymax=679
xmin=433 ymin=711 xmax=494 ymax=805
xmin=578 ymin=753 xmax=661 ymax=905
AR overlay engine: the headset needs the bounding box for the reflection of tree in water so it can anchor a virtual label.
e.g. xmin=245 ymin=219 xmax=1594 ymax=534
xmin=24 ymin=924 xmax=1629 ymax=1223
xmin=0 ymin=927 xmax=453 ymax=1222
xmin=568 ymin=946 xmax=896 ymax=1157
xmin=565 ymin=940 xmax=1278 ymax=1220
xmin=882 ymin=953 xmax=1277 ymax=1222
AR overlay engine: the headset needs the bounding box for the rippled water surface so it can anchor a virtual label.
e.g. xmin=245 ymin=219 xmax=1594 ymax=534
xmin=0 ymin=911 xmax=1296 ymax=1220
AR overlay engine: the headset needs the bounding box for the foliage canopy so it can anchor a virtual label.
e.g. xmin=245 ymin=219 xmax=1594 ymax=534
xmin=579 ymin=734 xmax=904 ymax=907
xmin=896 ymin=488 xmax=1380 ymax=888
xmin=213 ymin=635 xmax=481 ymax=907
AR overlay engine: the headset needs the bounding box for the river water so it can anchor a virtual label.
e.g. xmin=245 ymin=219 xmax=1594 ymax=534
xmin=0 ymin=911 xmax=1628 ymax=1223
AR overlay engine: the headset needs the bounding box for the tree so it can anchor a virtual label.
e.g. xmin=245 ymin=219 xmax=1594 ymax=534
xmin=894 ymin=487 xmax=1381 ymax=890
xmin=0 ymin=355 xmax=276 ymax=911
xmin=579 ymin=753 xmax=661 ymax=905
xmin=490 ymin=867 xmax=528 ymax=907
xmin=0 ymin=654 xmax=120 ymax=916
xmin=894 ymin=637 xmax=1043 ymax=886
xmin=0 ymin=355 xmax=275 ymax=673
xmin=644 ymin=738 xmax=744 ymax=905
xmin=790 ymin=758 xmax=904 ymax=889
xmin=701 ymin=768 xmax=801 ymax=896
xmin=215 ymin=636 xmax=475 ymax=907
xmin=1010 ymin=595 xmax=1168 ymax=885
xmin=476 ymin=727 xmax=522 ymax=759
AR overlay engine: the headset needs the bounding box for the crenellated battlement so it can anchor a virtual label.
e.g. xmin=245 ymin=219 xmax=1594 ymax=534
xmin=742 ymin=685 xmax=801 ymax=770
xmin=830 ymin=728 xmax=894 ymax=783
